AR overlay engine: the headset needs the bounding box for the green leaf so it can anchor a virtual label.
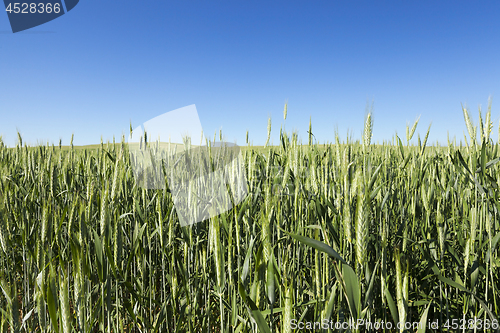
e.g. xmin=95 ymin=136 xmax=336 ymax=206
xmin=93 ymin=229 xmax=105 ymax=283
xmin=238 ymin=282 xmax=271 ymax=333
xmin=437 ymin=273 xmax=497 ymax=322
xmin=364 ymin=258 xmax=380 ymax=308
xmin=416 ymin=301 xmax=432 ymax=333
xmin=103 ymin=149 xmax=116 ymax=163
xmin=266 ymin=253 xmax=275 ymax=306
xmin=46 ymin=267 xmax=59 ymax=333
xmin=491 ymin=232 xmax=500 ymax=253
xmin=384 ymin=286 xmax=399 ymax=324
xmin=342 ymin=263 xmax=361 ymax=320
xmin=481 ymin=157 xmax=500 ymax=171
xmin=397 ymin=136 xmax=405 ymax=159
xmin=286 ymin=232 xmax=347 ymax=264
xmin=400 ymin=152 xmax=412 ymax=169
xmin=324 ymin=284 xmax=338 ymax=321
xmin=368 ymin=164 xmax=382 ymax=192
xmin=455 ymin=150 xmax=485 ymax=194
xmin=480 ymin=140 xmax=487 ymax=178
xmin=242 ymin=236 xmax=255 ymax=285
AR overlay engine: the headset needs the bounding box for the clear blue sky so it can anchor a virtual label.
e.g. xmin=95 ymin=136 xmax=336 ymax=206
xmin=1 ymin=0 xmax=499 ymax=147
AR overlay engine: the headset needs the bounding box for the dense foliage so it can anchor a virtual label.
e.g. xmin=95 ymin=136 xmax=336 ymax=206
xmin=0 ymin=105 xmax=499 ymax=332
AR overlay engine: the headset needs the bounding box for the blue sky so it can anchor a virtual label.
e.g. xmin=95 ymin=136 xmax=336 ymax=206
xmin=1 ymin=0 xmax=499 ymax=147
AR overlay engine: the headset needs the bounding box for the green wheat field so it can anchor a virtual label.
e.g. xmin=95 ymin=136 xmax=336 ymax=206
xmin=0 ymin=103 xmax=499 ymax=332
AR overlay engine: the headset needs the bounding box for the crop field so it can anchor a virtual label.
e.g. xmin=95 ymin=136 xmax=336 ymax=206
xmin=1 ymin=105 xmax=500 ymax=332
